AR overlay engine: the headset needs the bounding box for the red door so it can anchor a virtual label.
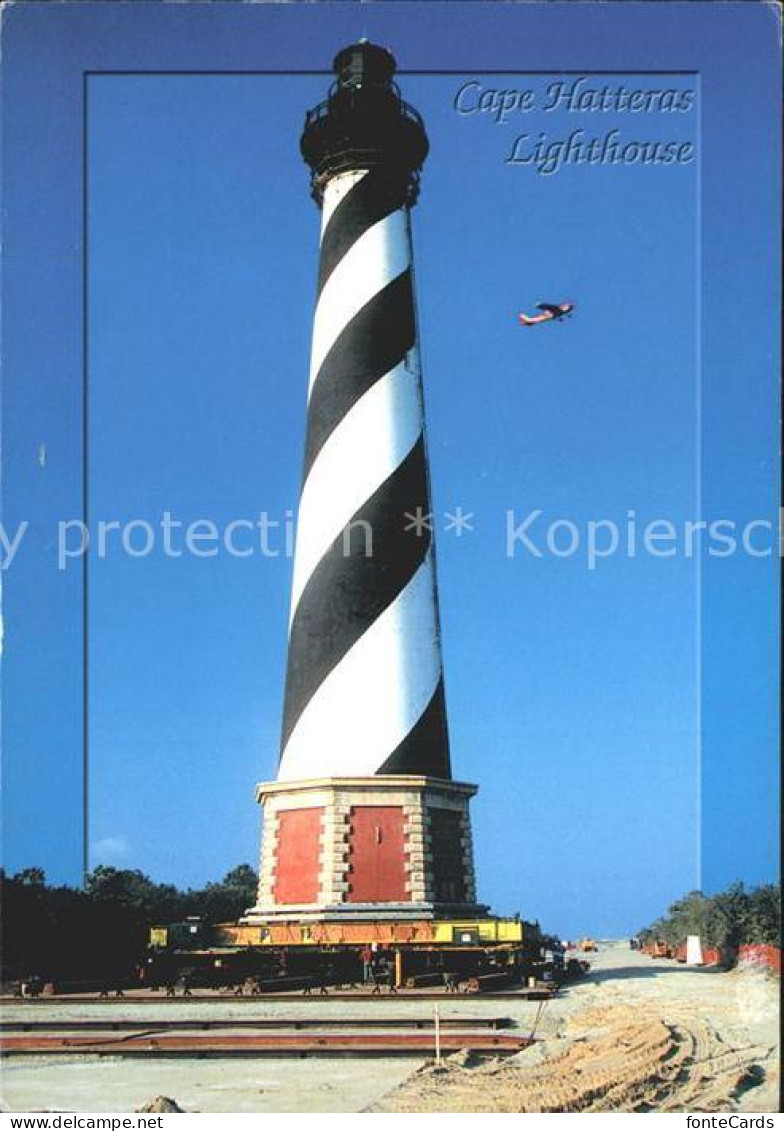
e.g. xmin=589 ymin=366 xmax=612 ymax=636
xmin=273 ymin=807 xmax=323 ymax=904
xmin=347 ymin=806 xmax=408 ymax=903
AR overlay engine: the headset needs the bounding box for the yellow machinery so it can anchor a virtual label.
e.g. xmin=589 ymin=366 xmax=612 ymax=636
xmin=146 ymin=915 xmax=536 ymax=990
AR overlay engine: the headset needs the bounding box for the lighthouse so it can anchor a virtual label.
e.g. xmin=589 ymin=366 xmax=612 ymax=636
xmin=247 ymin=43 xmax=482 ymax=923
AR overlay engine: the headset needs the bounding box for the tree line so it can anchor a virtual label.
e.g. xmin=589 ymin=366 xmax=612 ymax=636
xmin=0 ymin=864 xmax=258 ymax=987
xmin=638 ymin=881 xmax=780 ymax=959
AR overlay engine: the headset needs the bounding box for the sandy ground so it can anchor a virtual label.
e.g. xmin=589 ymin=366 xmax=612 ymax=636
xmin=1 ymin=943 xmax=779 ymax=1113
xmin=372 ymin=944 xmax=781 ymax=1113
xmin=1 ymin=1056 xmax=423 ymax=1114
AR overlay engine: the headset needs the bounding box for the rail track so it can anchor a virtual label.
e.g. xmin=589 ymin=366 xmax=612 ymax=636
xmin=0 ymin=1015 xmax=510 ymax=1033
xmin=1 ymin=987 xmax=555 ymax=1004
xmin=1 ymin=1023 xmax=533 ymax=1058
xmin=0 ymin=1010 xmax=536 ymax=1057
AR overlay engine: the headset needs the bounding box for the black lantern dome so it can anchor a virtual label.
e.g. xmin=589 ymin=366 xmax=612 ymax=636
xmin=300 ymin=41 xmax=429 ymax=206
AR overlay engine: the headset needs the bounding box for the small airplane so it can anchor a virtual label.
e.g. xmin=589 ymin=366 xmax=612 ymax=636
xmin=518 ymin=301 xmax=575 ymax=326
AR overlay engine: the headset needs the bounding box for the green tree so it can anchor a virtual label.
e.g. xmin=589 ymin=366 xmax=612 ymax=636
xmin=222 ymin=864 xmax=258 ymax=893
xmin=746 ymin=884 xmax=781 ymax=945
xmin=705 ymin=881 xmax=751 ymax=953
xmin=183 ymin=864 xmax=259 ymax=923
xmin=1 ymin=861 xmax=263 ymax=987
xmin=13 ymin=867 xmax=46 ymax=887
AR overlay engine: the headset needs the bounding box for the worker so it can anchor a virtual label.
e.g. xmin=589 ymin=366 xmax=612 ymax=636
xmin=360 ymin=945 xmax=374 ymax=985
xmin=322 ymin=961 xmax=336 ymax=995
xmin=443 ymin=972 xmax=459 ymax=993
xmin=23 ymin=975 xmax=42 ymax=999
xmin=385 ymin=957 xmax=398 ymax=994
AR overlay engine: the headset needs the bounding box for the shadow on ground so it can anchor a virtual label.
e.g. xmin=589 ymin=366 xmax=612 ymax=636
xmin=580 ymin=963 xmax=727 ymax=982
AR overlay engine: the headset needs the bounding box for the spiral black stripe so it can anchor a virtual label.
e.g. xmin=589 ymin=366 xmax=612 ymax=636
xmin=281 ymin=437 xmax=431 ymax=750
xmin=303 ymin=269 xmax=415 ymax=482
xmin=317 ymin=168 xmax=408 ymax=297
xmin=377 ymin=679 xmax=451 ymax=777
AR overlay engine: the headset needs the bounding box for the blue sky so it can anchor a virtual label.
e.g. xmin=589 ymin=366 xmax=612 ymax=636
xmin=1 ymin=3 xmax=779 ymax=938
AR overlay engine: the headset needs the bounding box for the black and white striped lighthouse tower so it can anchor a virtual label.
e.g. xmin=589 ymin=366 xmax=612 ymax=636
xmin=249 ymin=43 xmax=481 ymax=923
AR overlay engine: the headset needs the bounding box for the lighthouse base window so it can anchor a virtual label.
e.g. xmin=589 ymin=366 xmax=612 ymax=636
xmin=428 ymin=807 xmax=468 ymax=903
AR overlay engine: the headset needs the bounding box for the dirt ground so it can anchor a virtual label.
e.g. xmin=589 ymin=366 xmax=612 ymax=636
xmin=1 ymin=943 xmax=779 ymax=1113
xmin=371 ymin=943 xmax=781 ymax=1113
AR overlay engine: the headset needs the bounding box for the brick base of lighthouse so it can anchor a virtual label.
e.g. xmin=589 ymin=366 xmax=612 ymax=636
xmin=244 ymin=776 xmax=484 ymax=923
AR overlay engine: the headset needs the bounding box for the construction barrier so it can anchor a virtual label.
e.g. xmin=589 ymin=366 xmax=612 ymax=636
xmin=642 ymin=942 xmax=723 ymax=966
xmin=641 ymin=942 xmax=780 ymax=971
xmin=737 ymin=944 xmax=781 ymax=973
